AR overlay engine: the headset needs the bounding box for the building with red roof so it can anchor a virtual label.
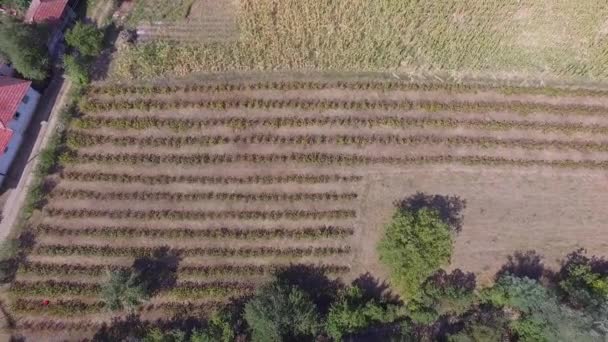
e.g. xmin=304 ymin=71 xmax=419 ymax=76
xmin=0 ymin=76 xmax=41 ymax=185
xmin=25 ymin=0 xmax=70 ymax=25
xmin=25 ymin=0 xmax=75 ymax=57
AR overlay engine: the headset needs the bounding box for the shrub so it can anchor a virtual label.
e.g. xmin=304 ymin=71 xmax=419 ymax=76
xmin=558 ymin=249 xmax=608 ymax=309
xmin=0 ymin=16 xmax=49 ymax=80
xmin=101 ymin=270 xmax=148 ymax=311
xmin=65 ymin=22 xmax=104 ymax=56
xmin=244 ymin=281 xmax=321 ymax=341
xmin=63 ymin=54 xmax=90 ymax=86
xmin=326 ymin=285 xmax=403 ymax=341
xmin=378 ymin=208 xmax=452 ymax=299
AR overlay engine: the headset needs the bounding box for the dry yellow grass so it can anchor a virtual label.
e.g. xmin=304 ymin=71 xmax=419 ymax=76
xmin=113 ymin=0 xmax=608 ymax=81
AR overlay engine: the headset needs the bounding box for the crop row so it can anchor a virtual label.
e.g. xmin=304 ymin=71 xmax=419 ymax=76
xmin=169 ymin=281 xmax=255 ymax=299
xmin=20 ymin=261 xmax=350 ymax=277
xmin=50 ymin=188 xmax=358 ymax=202
xmin=60 ymin=171 xmax=362 ymax=185
xmin=17 ymin=319 xmax=102 ymax=331
xmin=64 ymin=152 xmax=608 ymax=169
xmin=67 ymin=131 xmax=608 ymax=152
xmin=85 ymin=81 xmax=487 ymax=96
xmin=72 ymin=115 xmax=608 ymax=135
xmin=12 ymin=299 xmax=105 ymax=316
xmin=35 ymin=224 xmax=355 ymax=240
xmin=45 ymin=208 xmax=357 ymax=220
xmin=87 ymin=80 xmax=607 ymax=97
xmin=10 ymin=280 xmax=254 ymax=298
xmin=34 ymin=244 xmax=352 ymax=258
xmin=80 ymin=98 xmax=607 ymax=116
xmin=13 ymin=299 xmax=229 ymax=316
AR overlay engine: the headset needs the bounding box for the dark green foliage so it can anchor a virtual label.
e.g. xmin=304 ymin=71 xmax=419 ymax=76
xmin=191 ymin=311 xmax=236 ymax=342
xmin=558 ymin=249 xmax=608 ymax=309
xmin=244 ymin=281 xmax=321 ymax=341
xmin=101 ymin=270 xmax=148 ymax=311
xmin=0 ymin=0 xmax=31 ymax=10
xmin=378 ymin=207 xmax=453 ymax=299
xmin=325 ymin=285 xmax=403 ymax=340
xmin=65 ymin=22 xmax=104 ymax=56
xmin=482 ymin=275 xmax=603 ymax=341
xmin=408 ymin=269 xmax=476 ymax=323
xmin=0 ymin=16 xmax=48 ymax=80
xmin=64 ymin=54 xmax=90 ymax=85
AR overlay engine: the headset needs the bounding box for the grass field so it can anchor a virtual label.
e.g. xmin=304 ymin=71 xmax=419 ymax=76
xmin=114 ymin=0 xmax=608 ymax=81
xmin=9 ymin=75 xmax=608 ymax=339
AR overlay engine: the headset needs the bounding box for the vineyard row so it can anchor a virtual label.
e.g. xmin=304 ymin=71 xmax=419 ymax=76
xmin=60 ymin=171 xmax=363 ymax=185
xmin=45 ymin=208 xmax=357 ymax=220
xmin=34 ymin=224 xmax=355 ymax=240
xmin=68 ymin=131 xmax=608 ymax=152
xmin=34 ymin=244 xmax=352 ymax=258
xmin=10 ymin=280 xmax=254 ymax=298
xmin=65 ymin=152 xmax=608 ymax=169
xmin=87 ymin=80 xmax=608 ymax=98
xmin=12 ymin=299 xmax=226 ymax=316
xmin=20 ymin=261 xmax=350 ymax=277
xmin=73 ymin=116 xmax=608 ymax=135
xmin=50 ymin=188 xmax=358 ymax=202
xmin=81 ymin=98 xmax=607 ymax=116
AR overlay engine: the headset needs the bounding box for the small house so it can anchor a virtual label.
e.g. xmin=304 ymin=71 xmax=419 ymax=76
xmin=25 ymin=0 xmax=75 ymax=57
xmin=0 ymin=76 xmax=41 ymax=186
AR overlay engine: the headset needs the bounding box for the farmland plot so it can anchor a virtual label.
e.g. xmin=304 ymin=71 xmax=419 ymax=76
xmin=10 ymin=78 xmax=608 ymax=339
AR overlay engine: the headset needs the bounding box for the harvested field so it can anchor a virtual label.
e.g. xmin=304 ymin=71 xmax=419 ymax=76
xmin=10 ymin=77 xmax=608 ymax=339
xmin=114 ymin=0 xmax=608 ymax=80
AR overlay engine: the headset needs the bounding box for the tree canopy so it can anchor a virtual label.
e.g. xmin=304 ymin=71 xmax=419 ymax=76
xmin=378 ymin=207 xmax=453 ymax=299
xmin=65 ymin=22 xmax=104 ymax=56
xmin=0 ymin=16 xmax=49 ymax=80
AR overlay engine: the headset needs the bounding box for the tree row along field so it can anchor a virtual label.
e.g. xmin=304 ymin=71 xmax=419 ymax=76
xmin=11 ymin=79 xmax=608 ymax=335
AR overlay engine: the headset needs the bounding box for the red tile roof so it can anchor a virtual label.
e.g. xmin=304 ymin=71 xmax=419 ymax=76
xmin=0 ymin=128 xmax=13 ymax=156
xmin=0 ymin=76 xmax=30 ymax=127
xmin=25 ymin=0 xmax=69 ymax=24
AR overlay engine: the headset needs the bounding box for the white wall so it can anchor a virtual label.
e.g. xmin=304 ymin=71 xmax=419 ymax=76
xmin=0 ymin=86 xmax=41 ymax=186
xmin=8 ymin=87 xmax=40 ymax=135
xmin=0 ymin=133 xmax=23 ymax=185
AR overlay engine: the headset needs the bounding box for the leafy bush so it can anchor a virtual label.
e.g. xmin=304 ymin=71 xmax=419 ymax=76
xmin=244 ymin=281 xmax=321 ymax=341
xmin=64 ymin=54 xmax=90 ymax=85
xmin=101 ymin=270 xmax=148 ymax=311
xmin=65 ymin=22 xmax=104 ymax=56
xmin=0 ymin=16 xmax=48 ymax=80
xmin=191 ymin=311 xmax=235 ymax=342
xmin=482 ymin=275 xmax=603 ymax=341
xmin=326 ymin=285 xmax=403 ymax=340
xmin=378 ymin=207 xmax=453 ymax=299
xmin=558 ymin=249 xmax=608 ymax=309
xmin=409 ymin=269 xmax=476 ymax=321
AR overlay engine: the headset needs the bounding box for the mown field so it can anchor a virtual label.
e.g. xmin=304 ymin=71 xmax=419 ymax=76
xmin=9 ymin=76 xmax=608 ymax=339
xmin=114 ymin=0 xmax=608 ymax=81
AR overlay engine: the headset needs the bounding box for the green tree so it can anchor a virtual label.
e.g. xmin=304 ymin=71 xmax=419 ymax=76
xmin=101 ymin=270 xmax=148 ymax=311
xmin=63 ymin=54 xmax=90 ymax=85
xmin=142 ymin=328 xmax=186 ymax=342
xmin=378 ymin=208 xmax=453 ymax=299
xmin=0 ymin=16 xmax=48 ymax=80
xmin=559 ymin=250 xmax=608 ymax=309
xmin=65 ymin=21 xmax=104 ymax=56
xmin=482 ymin=275 xmax=603 ymax=342
xmin=326 ymin=285 xmax=403 ymax=341
xmin=244 ymin=281 xmax=321 ymax=342
xmin=191 ymin=311 xmax=236 ymax=342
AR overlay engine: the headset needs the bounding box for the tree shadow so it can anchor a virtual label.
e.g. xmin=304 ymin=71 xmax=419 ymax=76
xmin=352 ymin=272 xmax=402 ymax=305
xmin=132 ymin=246 xmax=180 ymax=295
xmin=397 ymin=192 xmax=466 ymax=233
xmin=93 ymin=314 xmax=147 ymax=342
xmin=274 ymin=264 xmax=343 ymax=315
xmin=0 ymin=230 xmax=37 ymax=284
xmin=496 ymin=250 xmax=545 ymax=281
